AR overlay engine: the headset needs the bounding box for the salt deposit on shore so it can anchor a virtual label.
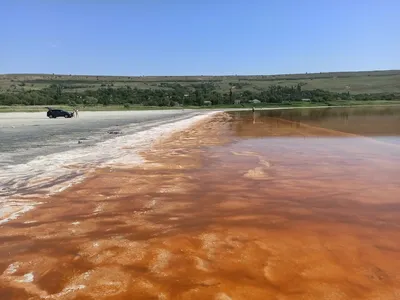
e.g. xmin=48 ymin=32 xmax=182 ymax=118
xmin=0 ymin=111 xmax=219 ymax=225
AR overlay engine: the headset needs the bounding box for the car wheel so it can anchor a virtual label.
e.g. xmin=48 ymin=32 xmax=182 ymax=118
xmin=64 ymin=115 xmax=69 ymax=118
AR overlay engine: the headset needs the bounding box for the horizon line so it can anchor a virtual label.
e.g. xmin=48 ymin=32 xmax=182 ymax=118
xmin=2 ymin=69 xmax=400 ymax=78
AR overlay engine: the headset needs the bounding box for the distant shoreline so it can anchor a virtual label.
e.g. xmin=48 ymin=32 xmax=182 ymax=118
xmin=1 ymin=101 xmax=400 ymax=113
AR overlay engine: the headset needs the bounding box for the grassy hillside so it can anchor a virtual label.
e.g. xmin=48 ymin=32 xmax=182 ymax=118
xmin=2 ymin=70 xmax=400 ymax=94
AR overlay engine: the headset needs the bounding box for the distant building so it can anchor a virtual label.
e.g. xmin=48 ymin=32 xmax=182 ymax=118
xmin=301 ymin=98 xmax=311 ymax=102
xmin=234 ymin=99 xmax=241 ymax=105
xmin=250 ymin=99 xmax=261 ymax=104
xmin=203 ymin=100 xmax=212 ymax=106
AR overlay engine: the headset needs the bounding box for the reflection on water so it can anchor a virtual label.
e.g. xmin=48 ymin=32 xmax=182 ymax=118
xmin=225 ymin=107 xmax=400 ymax=205
xmin=235 ymin=106 xmax=400 ymax=140
xmin=1 ymin=109 xmax=400 ymax=299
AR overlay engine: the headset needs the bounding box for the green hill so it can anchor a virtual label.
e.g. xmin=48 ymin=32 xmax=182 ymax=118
xmin=2 ymin=70 xmax=400 ymax=94
xmin=1 ymin=70 xmax=400 ymax=108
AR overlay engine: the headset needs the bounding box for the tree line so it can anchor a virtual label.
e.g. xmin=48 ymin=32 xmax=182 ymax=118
xmin=0 ymin=83 xmax=398 ymax=107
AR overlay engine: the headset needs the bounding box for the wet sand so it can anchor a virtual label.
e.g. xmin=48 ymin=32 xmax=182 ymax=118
xmin=1 ymin=111 xmax=400 ymax=299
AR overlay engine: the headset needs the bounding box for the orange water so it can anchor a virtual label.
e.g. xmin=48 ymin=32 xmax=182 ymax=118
xmin=1 ymin=108 xmax=400 ymax=299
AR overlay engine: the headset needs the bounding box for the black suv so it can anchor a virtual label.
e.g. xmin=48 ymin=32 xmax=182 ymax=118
xmin=46 ymin=108 xmax=74 ymax=118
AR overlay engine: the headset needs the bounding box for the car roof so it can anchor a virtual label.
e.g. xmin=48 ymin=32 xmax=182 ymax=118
xmin=47 ymin=108 xmax=66 ymax=112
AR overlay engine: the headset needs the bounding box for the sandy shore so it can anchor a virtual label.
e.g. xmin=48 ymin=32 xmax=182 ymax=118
xmin=0 ymin=110 xmax=202 ymax=165
xmin=0 ymin=110 xmax=218 ymax=225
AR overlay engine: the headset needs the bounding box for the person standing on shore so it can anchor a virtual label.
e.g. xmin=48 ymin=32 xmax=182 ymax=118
xmin=74 ymin=108 xmax=79 ymax=118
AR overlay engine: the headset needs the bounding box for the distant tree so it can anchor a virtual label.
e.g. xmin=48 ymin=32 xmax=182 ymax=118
xmin=2 ymin=94 xmax=20 ymax=105
xmin=241 ymin=90 xmax=254 ymax=101
xmin=85 ymin=96 xmax=98 ymax=106
xmin=229 ymin=88 xmax=233 ymax=104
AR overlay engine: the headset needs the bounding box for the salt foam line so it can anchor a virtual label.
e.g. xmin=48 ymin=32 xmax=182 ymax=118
xmin=0 ymin=112 xmax=219 ymax=225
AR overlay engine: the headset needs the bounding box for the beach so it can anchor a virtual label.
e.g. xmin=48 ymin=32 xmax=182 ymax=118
xmin=0 ymin=110 xmax=216 ymax=225
xmin=0 ymin=110 xmax=207 ymax=166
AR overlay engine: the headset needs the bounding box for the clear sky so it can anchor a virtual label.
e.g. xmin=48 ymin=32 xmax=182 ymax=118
xmin=1 ymin=0 xmax=399 ymax=76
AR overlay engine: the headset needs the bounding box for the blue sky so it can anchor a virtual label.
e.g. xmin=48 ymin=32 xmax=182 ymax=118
xmin=1 ymin=0 xmax=399 ymax=75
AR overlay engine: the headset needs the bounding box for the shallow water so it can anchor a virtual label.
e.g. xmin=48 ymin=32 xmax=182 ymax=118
xmin=1 ymin=107 xmax=400 ymax=299
xmin=0 ymin=112 xmax=212 ymax=225
xmin=241 ymin=106 xmax=400 ymax=136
